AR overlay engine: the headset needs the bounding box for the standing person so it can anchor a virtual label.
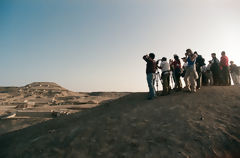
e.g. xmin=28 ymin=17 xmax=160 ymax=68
xmin=206 ymin=60 xmax=213 ymax=86
xmin=194 ymin=51 xmax=205 ymax=89
xmin=143 ymin=53 xmax=157 ymax=100
xmin=201 ymin=64 xmax=208 ymax=86
xmin=181 ymin=57 xmax=188 ymax=78
xmin=184 ymin=49 xmax=198 ymax=93
xmin=220 ymin=51 xmax=231 ymax=86
xmin=158 ymin=57 xmax=171 ymax=96
xmin=210 ymin=53 xmax=221 ymax=86
xmin=229 ymin=61 xmax=240 ymax=85
xmin=171 ymin=54 xmax=182 ymax=91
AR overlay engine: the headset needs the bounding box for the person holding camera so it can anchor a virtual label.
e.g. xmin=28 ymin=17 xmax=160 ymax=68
xmin=206 ymin=60 xmax=214 ymax=86
xmin=143 ymin=53 xmax=157 ymax=100
xmin=184 ymin=49 xmax=198 ymax=93
xmin=170 ymin=54 xmax=182 ymax=91
xmin=194 ymin=51 xmax=205 ymax=89
xmin=158 ymin=57 xmax=171 ymax=96
xmin=230 ymin=61 xmax=240 ymax=85
xmin=210 ymin=53 xmax=221 ymax=85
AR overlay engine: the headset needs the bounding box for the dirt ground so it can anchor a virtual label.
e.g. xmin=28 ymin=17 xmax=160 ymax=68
xmin=0 ymin=86 xmax=239 ymax=158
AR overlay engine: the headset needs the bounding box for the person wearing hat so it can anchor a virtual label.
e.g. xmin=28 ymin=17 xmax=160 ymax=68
xmin=158 ymin=57 xmax=171 ymax=95
xmin=229 ymin=61 xmax=240 ymax=85
xmin=143 ymin=53 xmax=157 ymax=100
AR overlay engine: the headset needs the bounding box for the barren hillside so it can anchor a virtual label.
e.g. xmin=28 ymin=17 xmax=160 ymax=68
xmin=0 ymin=86 xmax=240 ymax=158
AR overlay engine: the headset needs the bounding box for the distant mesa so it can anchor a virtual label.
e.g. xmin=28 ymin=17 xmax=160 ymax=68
xmin=0 ymin=82 xmax=128 ymax=109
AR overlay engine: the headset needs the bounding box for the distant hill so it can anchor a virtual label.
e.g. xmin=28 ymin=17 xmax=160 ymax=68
xmin=0 ymin=86 xmax=239 ymax=158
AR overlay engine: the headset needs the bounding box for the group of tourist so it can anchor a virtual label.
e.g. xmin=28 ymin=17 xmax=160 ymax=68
xmin=143 ymin=49 xmax=240 ymax=100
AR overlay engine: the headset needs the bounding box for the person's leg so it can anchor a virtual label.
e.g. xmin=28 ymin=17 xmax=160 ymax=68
xmin=212 ymin=72 xmax=216 ymax=85
xmin=162 ymin=74 xmax=167 ymax=95
xmin=184 ymin=67 xmax=191 ymax=91
xmin=223 ymin=66 xmax=231 ymax=86
xmin=231 ymin=73 xmax=237 ymax=85
xmin=147 ymin=73 xmax=155 ymax=99
xmin=227 ymin=68 xmax=231 ymax=86
xmin=152 ymin=73 xmax=156 ymax=95
xmin=214 ymin=71 xmax=220 ymax=86
xmin=190 ymin=68 xmax=197 ymax=92
xmin=167 ymin=73 xmax=170 ymax=94
xmin=222 ymin=67 xmax=227 ymax=85
xmin=172 ymin=71 xmax=177 ymax=89
xmin=210 ymin=72 xmax=213 ymax=86
xmin=175 ymin=74 xmax=182 ymax=90
xmin=196 ymin=71 xmax=200 ymax=88
xmin=206 ymin=71 xmax=210 ymax=85
xmin=196 ymin=71 xmax=202 ymax=89
xmin=237 ymin=75 xmax=240 ymax=85
xmin=202 ymin=72 xmax=207 ymax=86
xmin=221 ymin=67 xmax=230 ymax=86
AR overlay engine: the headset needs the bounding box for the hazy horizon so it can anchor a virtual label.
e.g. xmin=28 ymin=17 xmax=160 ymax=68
xmin=1 ymin=0 xmax=240 ymax=92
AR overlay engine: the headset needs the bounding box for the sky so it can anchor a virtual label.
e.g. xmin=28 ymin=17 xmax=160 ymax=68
xmin=1 ymin=0 xmax=240 ymax=92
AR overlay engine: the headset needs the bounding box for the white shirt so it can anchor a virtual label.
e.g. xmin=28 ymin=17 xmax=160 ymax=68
xmin=160 ymin=61 xmax=170 ymax=72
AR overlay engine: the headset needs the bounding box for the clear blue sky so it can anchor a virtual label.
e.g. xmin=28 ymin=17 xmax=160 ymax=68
xmin=1 ymin=0 xmax=240 ymax=92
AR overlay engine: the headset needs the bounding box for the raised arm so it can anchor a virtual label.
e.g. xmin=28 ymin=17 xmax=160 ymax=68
xmin=143 ymin=55 xmax=153 ymax=62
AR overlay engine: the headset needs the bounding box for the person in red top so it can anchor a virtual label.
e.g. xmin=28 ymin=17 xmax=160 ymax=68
xmin=220 ymin=51 xmax=231 ymax=86
xmin=170 ymin=54 xmax=182 ymax=91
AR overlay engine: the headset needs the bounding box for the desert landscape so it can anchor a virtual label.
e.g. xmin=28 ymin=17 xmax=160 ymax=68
xmin=0 ymin=83 xmax=239 ymax=158
xmin=0 ymin=82 xmax=129 ymax=135
xmin=2 ymin=0 xmax=240 ymax=157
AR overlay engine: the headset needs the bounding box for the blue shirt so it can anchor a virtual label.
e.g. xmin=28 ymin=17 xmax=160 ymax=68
xmin=187 ymin=57 xmax=196 ymax=67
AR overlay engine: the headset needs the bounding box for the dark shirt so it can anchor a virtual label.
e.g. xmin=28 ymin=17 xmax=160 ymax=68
xmin=196 ymin=55 xmax=205 ymax=67
xmin=143 ymin=55 xmax=157 ymax=74
xmin=210 ymin=57 xmax=220 ymax=73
